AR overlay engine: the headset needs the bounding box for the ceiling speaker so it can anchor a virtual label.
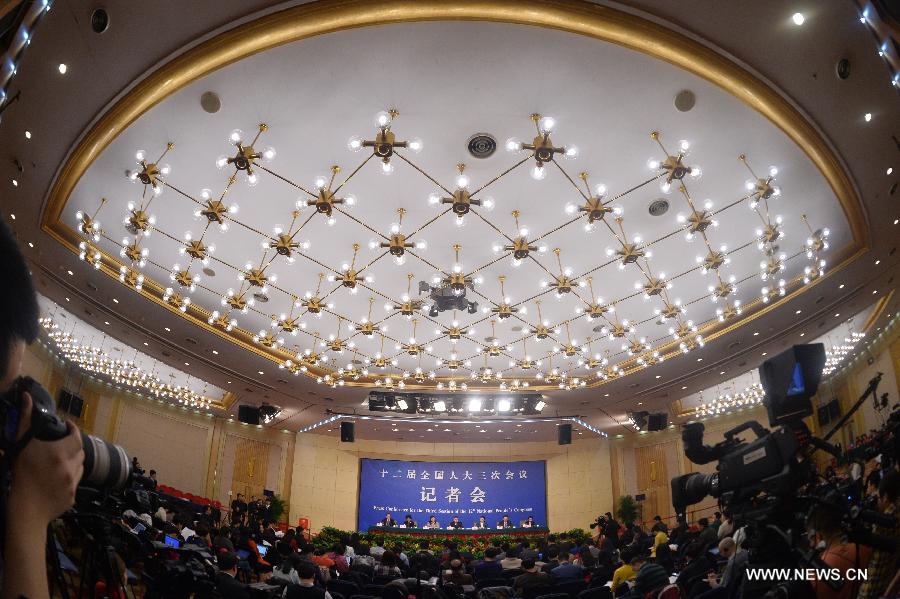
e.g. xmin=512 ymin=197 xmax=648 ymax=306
xmin=341 ymin=421 xmax=355 ymax=443
xmin=647 ymin=412 xmax=669 ymax=431
xmin=558 ymin=423 xmax=572 ymax=445
xmin=237 ymin=405 xmax=260 ymax=425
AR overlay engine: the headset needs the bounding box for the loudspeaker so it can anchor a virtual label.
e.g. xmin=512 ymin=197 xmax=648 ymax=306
xmin=647 ymin=412 xmax=668 ymax=431
xmin=237 ymin=405 xmax=260 ymax=425
xmin=341 ymin=421 xmax=355 ymax=443
xmin=827 ymin=398 xmax=841 ymax=421
xmin=558 ymin=423 xmax=572 ymax=445
xmin=68 ymin=395 xmax=84 ymax=419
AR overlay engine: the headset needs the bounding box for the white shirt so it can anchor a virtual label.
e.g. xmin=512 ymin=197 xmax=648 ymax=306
xmin=181 ymin=526 xmax=196 ymax=540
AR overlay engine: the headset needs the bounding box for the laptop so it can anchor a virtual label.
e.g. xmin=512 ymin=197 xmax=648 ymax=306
xmin=164 ymin=535 xmax=182 ymax=549
xmin=257 ymin=544 xmax=268 ymax=557
xmin=236 ymin=548 xmax=252 ymax=560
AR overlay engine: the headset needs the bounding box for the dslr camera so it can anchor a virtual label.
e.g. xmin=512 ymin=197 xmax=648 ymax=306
xmin=1 ymin=375 xmax=132 ymax=490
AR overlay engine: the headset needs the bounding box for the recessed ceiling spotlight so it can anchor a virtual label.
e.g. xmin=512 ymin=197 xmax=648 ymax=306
xmin=212 ymin=350 xmax=219 ymax=355
xmin=164 ymin=327 xmax=171 ymax=332
xmin=655 ymin=375 xmax=661 ymax=379
xmin=673 ymin=89 xmax=696 ymax=112
xmin=720 ymin=371 xmax=725 ymax=375
xmin=200 ymin=91 xmax=221 ymax=114
xmin=872 ymin=289 xmax=877 ymax=294
xmin=143 ymin=342 xmax=148 ymax=346
xmin=795 ymin=309 xmax=802 ymax=314
xmin=8 ymin=214 xmax=14 ymax=219
xmin=888 ymin=168 xmax=893 ymax=175
xmin=681 ymin=386 xmax=687 ymax=390
xmin=834 ymin=313 xmax=840 ymax=317
xmin=27 ymin=242 xmax=33 ymax=248
xmin=12 ymin=179 xmax=18 ymax=187
xmin=762 ymin=352 xmax=767 ymax=356
xmin=864 ymin=113 xmax=872 ymax=122
xmin=637 ymin=401 xmax=643 ymax=405
xmin=753 ymin=331 xmax=759 ymax=336
xmin=103 ymin=321 xmax=109 ymax=325
xmin=24 ymin=131 xmax=31 ymax=139
xmin=258 ymin=370 xmax=264 ymax=375
xmin=66 ymin=270 xmax=73 ymax=276
xmin=227 ymin=381 xmax=232 ymax=384
xmin=64 ymin=297 xmax=69 ymax=302
xmin=791 ymin=12 xmax=805 ymax=25
xmin=799 ymin=333 xmax=805 ymax=337
xmin=839 ymin=284 xmax=845 ymax=289
xmin=184 ymin=362 xmax=190 ymax=366
xmin=875 ymin=259 xmax=880 ymax=265
xmin=697 ymin=358 xmax=703 ymax=362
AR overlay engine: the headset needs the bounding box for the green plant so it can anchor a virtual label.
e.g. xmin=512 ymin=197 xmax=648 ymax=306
xmin=616 ymin=494 xmax=639 ymax=524
xmin=268 ymin=494 xmax=286 ymax=523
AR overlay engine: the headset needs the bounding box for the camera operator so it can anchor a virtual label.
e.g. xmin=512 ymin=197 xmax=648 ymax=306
xmin=0 ymin=217 xmax=85 ymax=599
xmin=858 ymin=469 xmax=900 ymax=599
xmin=806 ymin=502 xmax=871 ymax=599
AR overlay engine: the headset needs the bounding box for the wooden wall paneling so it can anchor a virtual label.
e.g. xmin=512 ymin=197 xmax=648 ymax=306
xmin=230 ymin=437 xmax=270 ymax=500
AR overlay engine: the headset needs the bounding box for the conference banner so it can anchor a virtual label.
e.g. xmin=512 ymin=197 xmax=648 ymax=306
xmin=357 ymin=458 xmax=547 ymax=531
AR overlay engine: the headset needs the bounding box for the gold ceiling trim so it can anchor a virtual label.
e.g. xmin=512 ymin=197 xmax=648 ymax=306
xmin=41 ymin=0 xmax=867 ymax=392
xmin=861 ymin=290 xmax=894 ymax=334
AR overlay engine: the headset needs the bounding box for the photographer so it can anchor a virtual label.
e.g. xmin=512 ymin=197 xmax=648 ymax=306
xmin=858 ymin=468 xmax=900 ymax=599
xmin=0 ymin=216 xmax=85 ymax=599
xmin=807 ymin=502 xmax=871 ymax=599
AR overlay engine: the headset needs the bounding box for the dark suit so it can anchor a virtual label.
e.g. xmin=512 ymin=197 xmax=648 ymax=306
xmin=448 ymin=520 xmax=464 ymax=529
xmin=285 ymin=583 xmax=328 ymax=599
xmin=497 ymin=520 xmax=513 ymax=528
xmin=403 ymin=519 xmax=417 ymax=528
xmin=216 ymin=571 xmax=251 ymax=599
xmin=381 ymin=517 xmax=397 ymax=526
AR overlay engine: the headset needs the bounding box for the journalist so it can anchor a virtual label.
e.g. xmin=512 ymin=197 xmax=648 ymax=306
xmin=0 ymin=216 xmax=85 ymax=599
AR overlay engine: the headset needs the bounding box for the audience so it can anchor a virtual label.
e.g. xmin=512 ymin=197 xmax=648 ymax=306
xmin=215 ymin=552 xmax=251 ymax=599
xmin=550 ymin=549 xmax=583 ymax=582
xmin=473 ymin=547 xmax=503 ymax=580
xmin=444 ymin=558 xmax=473 ymax=586
xmin=285 ymin=561 xmax=334 ymax=599
xmin=611 ymin=551 xmax=642 ymax=594
xmin=513 ymin=558 xmax=550 ymax=595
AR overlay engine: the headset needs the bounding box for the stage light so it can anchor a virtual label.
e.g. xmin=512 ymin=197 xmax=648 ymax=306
xmin=397 ymin=398 xmax=408 ymax=410
xmin=535 ymin=400 xmax=546 ymax=411
xmin=497 ymin=398 xmax=511 ymax=412
xmin=433 ymin=400 xmax=446 ymax=412
xmin=468 ymin=398 xmax=482 ymax=412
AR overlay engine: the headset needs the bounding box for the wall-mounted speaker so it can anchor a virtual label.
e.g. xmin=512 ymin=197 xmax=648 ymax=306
xmin=237 ymin=405 xmax=260 ymax=425
xmin=647 ymin=412 xmax=669 ymax=431
xmin=341 ymin=421 xmax=355 ymax=443
xmin=558 ymin=423 xmax=572 ymax=445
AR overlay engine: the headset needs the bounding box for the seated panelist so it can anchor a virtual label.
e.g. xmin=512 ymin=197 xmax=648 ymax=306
xmin=472 ymin=516 xmax=487 ymax=530
xmin=447 ymin=516 xmax=464 ymax=529
xmin=403 ymin=514 xmax=417 ymax=528
xmin=497 ymin=514 xmax=514 ymax=529
xmin=522 ymin=516 xmax=536 ymax=528
xmin=379 ymin=512 xmax=397 ymax=527
xmin=424 ymin=516 xmax=441 ymax=529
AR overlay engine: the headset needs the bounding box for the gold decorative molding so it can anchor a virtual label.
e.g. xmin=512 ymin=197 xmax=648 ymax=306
xmin=40 ymin=0 xmax=868 ymax=391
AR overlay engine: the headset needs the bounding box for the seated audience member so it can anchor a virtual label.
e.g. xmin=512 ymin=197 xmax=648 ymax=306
xmin=444 ymin=558 xmax=473 ymax=586
xmin=216 ymin=552 xmax=251 ymax=599
xmin=370 ymin=538 xmax=387 ymax=558
xmin=522 ymin=515 xmax=536 ymax=528
xmin=694 ymin=536 xmax=748 ymax=599
xmin=653 ymin=543 xmax=675 ymax=576
xmin=376 ymin=550 xmax=403 ymax=578
xmin=327 ymin=543 xmax=349 ymax=573
xmin=711 ymin=511 xmax=723 ymax=531
xmin=622 ymin=562 xmax=669 ymax=599
xmin=497 ymin=514 xmax=514 ymax=529
xmin=403 ymin=514 xmax=417 ymax=528
xmin=311 ymin=547 xmax=335 ymax=569
xmin=717 ymin=513 xmax=735 ymax=540
xmin=611 ymin=551 xmax=642 ymax=594
xmin=578 ymin=545 xmax=596 ymax=569
xmin=859 ymin=469 xmax=900 ymax=599
xmin=286 ymin=561 xmax=334 ymax=599
xmin=652 ymin=515 xmax=668 ymax=533
xmin=175 ymin=513 xmax=196 ymax=541
xmin=411 ymin=540 xmax=440 ymax=577
xmin=650 ymin=522 xmax=669 ymax=557
xmin=447 ymin=515 xmax=464 ymax=529
xmin=272 ymin=551 xmax=302 ymax=585
xmin=240 ymin=533 xmax=273 ymax=573
xmin=807 ymin=504 xmax=871 ymax=599
xmin=262 ymin=520 xmax=278 ymax=546
xmin=550 ymin=549 xmax=583 ymax=582
xmin=676 ymin=541 xmax=716 ymax=596
xmin=472 ymin=516 xmax=488 ymax=529
xmin=696 ymin=518 xmax=717 ymax=550
xmin=392 ymin=543 xmax=410 ymax=568
xmin=213 ymin=527 xmax=236 ymax=552
xmin=424 ymin=515 xmax=441 ymax=529
xmin=514 ymin=559 xmax=550 ymax=596
xmin=380 ymin=512 xmax=397 ymax=527
xmin=520 ymin=540 xmax=539 ymax=561
xmin=154 ymin=504 xmax=168 ymax=524
xmin=500 ymin=544 xmax=522 ymax=569
xmin=353 ymin=544 xmax=376 ymax=568
xmin=540 ymin=546 xmax=561 ymax=574
xmin=186 ymin=522 xmax=212 ymax=549
xmin=473 ymin=547 xmax=503 ymax=580
xmin=669 ymin=515 xmax=690 ymax=547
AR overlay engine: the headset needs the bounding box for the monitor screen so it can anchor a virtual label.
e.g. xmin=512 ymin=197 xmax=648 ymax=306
xmin=257 ymin=544 xmax=268 ymax=557
xmin=164 ymin=535 xmax=182 ymax=549
xmin=786 ymin=363 xmax=806 ymax=397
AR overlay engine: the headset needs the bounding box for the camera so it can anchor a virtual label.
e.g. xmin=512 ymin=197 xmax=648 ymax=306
xmin=671 ymin=344 xmax=898 ymax=597
xmin=1 ymin=375 xmax=132 ymax=490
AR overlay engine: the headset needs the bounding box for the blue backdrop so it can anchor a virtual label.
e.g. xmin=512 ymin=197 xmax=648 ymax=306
xmin=357 ymin=459 xmax=547 ymax=531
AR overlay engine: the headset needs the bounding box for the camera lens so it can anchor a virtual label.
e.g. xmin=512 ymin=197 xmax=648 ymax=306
xmin=81 ymin=432 xmax=131 ymax=490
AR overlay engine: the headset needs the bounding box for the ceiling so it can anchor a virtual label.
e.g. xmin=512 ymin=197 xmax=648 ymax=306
xmin=2 ymin=1 xmax=898 ymax=437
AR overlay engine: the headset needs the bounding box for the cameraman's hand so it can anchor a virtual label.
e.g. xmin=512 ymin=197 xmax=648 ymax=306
xmin=3 ymin=391 xmax=84 ymax=599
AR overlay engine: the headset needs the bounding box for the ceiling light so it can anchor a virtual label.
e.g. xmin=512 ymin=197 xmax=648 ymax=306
xmin=24 ymin=131 xmax=31 ymax=139
xmin=433 ymin=400 xmax=446 ymax=411
xmin=12 ymin=179 xmax=18 ymax=187
xmin=799 ymin=333 xmax=805 ymax=337
xmin=112 ymin=298 xmax=119 ymax=303
xmin=655 ymin=375 xmax=661 ymax=379
xmin=27 ymin=242 xmax=33 ymax=248
xmin=58 ymin=63 xmax=67 ymax=74
xmin=864 ymin=113 xmax=872 ymax=122
xmin=888 ymin=168 xmax=894 ymax=175
xmin=753 ymin=332 xmax=759 ymax=336
xmin=791 ymin=12 xmax=805 ymax=25
xmin=184 ymin=362 xmax=190 ymax=366
xmin=762 ymin=352 xmax=767 ymax=356
xmin=64 ymin=297 xmax=69 ymax=302
xmin=497 ymin=398 xmax=511 ymax=412
xmin=795 ymin=309 xmax=802 ymax=314
xmin=66 ymin=270 xmax=73 ymax=276
xmin=258 ymin=370 xmax=264 ymax=375
xmin=143 ymin=342 xmax=148 ymax=346
xmin=839 ymin=284 xmax=845 ymax=289
xmin=682 ymin=386 xmax=688 ymax=390
xmin=872 ymin=289 xmax=877 ymax=294
xmin=468 ymin=398 xmax=482 ymax=412
xmin=696 ymin=358 xmax=703 ymax=362
xmin=894 ymin=219 xmax=899 ymax=225
xmin=227 ymin=381 xmax=232 ymax=384
xmin=875 ymin=259 xmax=880 ymax=265
xmin=534 ymin=400 xmax=546 ymax=411
xmin=8 ymin=214 xmax=14 ymax=220
xmin=103 ymin=321 xmax=109 ymax=325
xmin=165 ymin=327 xmax=171 ymax=332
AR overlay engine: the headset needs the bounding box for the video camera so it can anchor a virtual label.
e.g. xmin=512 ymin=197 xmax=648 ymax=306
xmin=670 ymin=344 xmax=898 ymax=597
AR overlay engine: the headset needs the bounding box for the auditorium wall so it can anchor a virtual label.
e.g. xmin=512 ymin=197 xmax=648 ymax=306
xmin=288 ymin=433 xmax=613 ymax=533
xmin=19 ymin=342 xmax=295 ymax=509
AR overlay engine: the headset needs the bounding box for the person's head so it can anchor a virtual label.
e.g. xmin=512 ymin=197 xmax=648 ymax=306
xmin=429 ymin=516 xmax=437 ymax=523
xmin=521 ymin=558 xmax=536 ymax=572
xmin=878 ymin=469 xmax=900 ymax=510
xmin=218 ymin=552 xmax=239 ymax=574
xmin=698 ymin=517 xmax=709 ymax=528
xmin=526 ymin=516 xmax=533 ymax=522
xmin=277 ymin=541 xmax=292 ymax=557
xmin=567 ymin=548 xmax=578 ymax=562
xmin=502 ymin=514 xmax=510 ymax=521
xmin=479 ymin=516 xmax=486 ymax=523
xmin=484 ymin=547 xmax=499 ymax=561
xmin=392 ymin=543 xmax=404 ymax=555
xmin=386 ymin=512 xmax=392 ymax=519
xmin=331 ymin=543 xmax=343 ymax=555
xmin=629 ymin=554 xmax=646 ymax=569
xmin=237 ymin=493 xmax=243 ymax=500
xmin=418 ymin=540 xmax=429 ymax=550
xmin=195 ymin=522 xmax=209 ymax=538
xmin=450 ymin=558 xmax=463 ymax=571
xmin=298 ymin=560 xmax=318 ymax=582
xmin=545 ymin=546 xmax=559 ymax=560
xmin=1 ymin=218 xmax=47 ymax=380
xmin=714 ymin=511 xmax=722 ymax=520
xmin=405 ymin=514 xmax=414 ymax=521
xmin=149 ymin=470 xmax=157 ymax=479
xmin=653 ymin=515 xmax=662 ymax=523
xmin=633 ymin=563 xmax=668 ymax=593
xmin=452 ymin=516 xmax=460 ymax=522
xmin=381 ymin=550 xmax=397 ymax=567
xmin=718 ymin=537 xmax=736 ymax=559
